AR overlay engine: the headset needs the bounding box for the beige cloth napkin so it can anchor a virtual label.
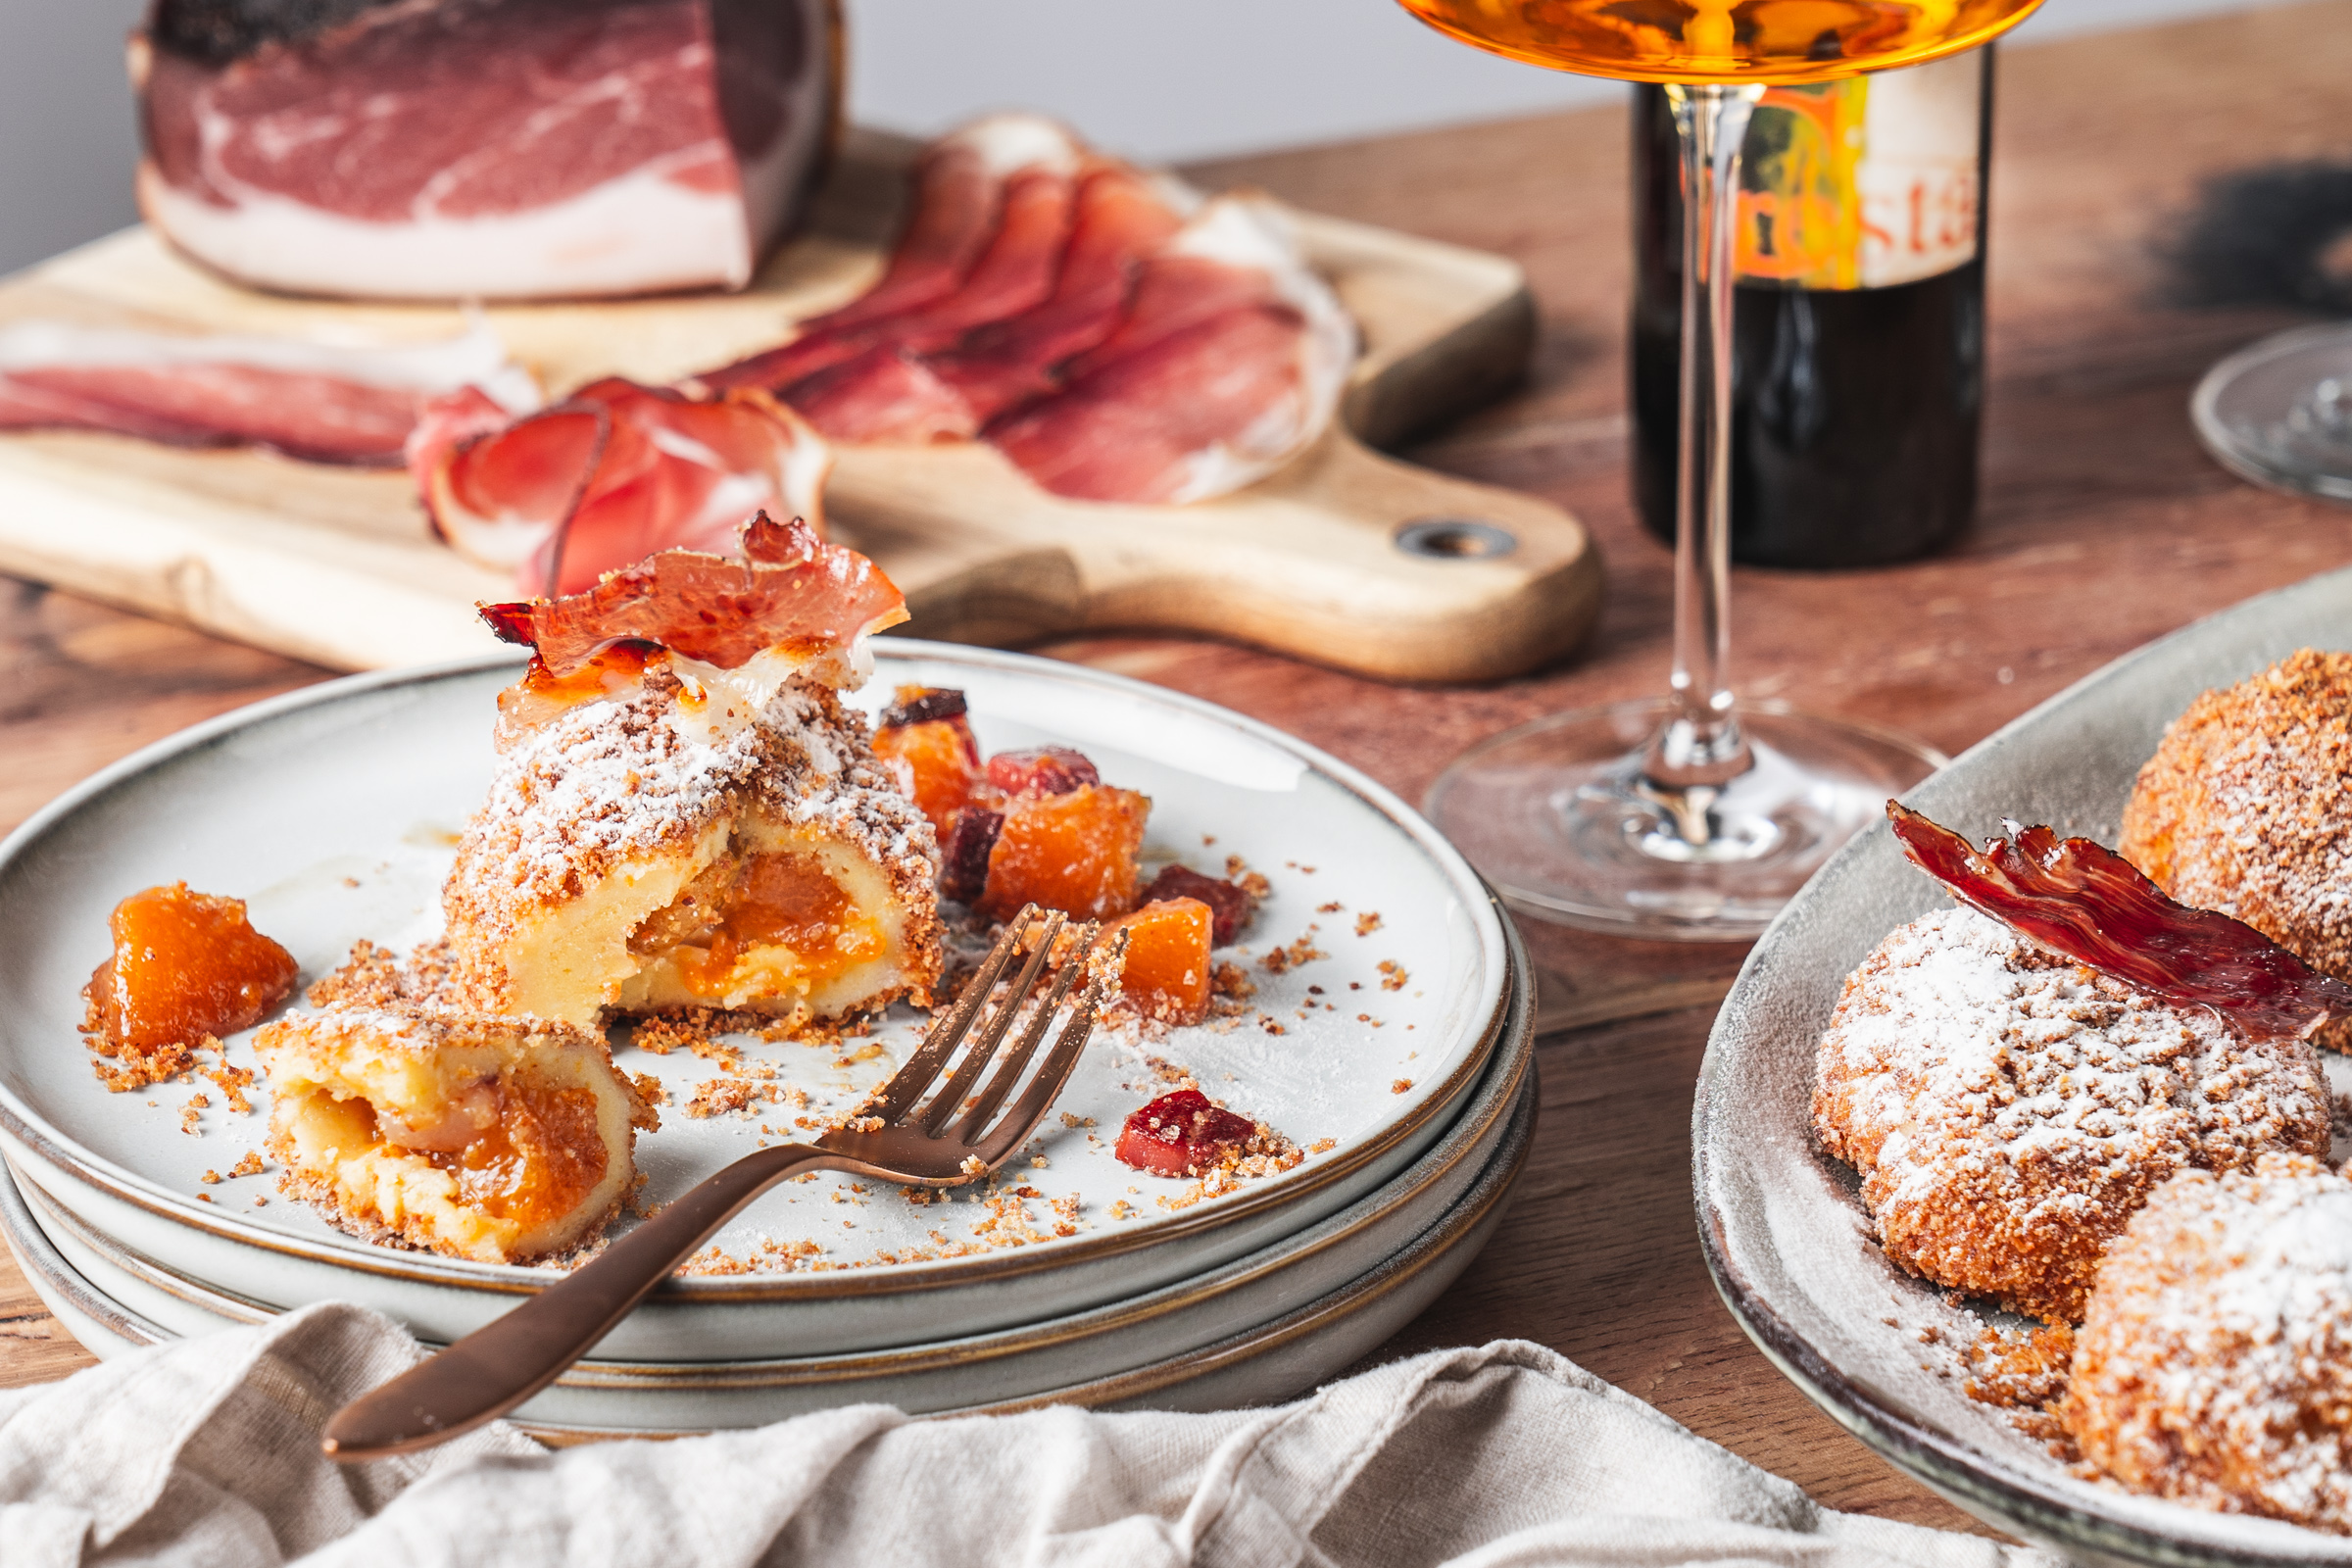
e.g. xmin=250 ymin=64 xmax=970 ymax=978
xmin=0 ymin=1302 xmax=2056 ymax=1568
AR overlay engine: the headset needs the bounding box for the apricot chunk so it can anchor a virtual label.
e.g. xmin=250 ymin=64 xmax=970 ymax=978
xmin=1108 ymin=898 xmax=1213 ymax=1024
xmin=873 ymin=688 xmax=981 ymax=834
xmin=977 ymin=784 xmax=1149 ymax=921
xmin=1137 ymin=865 xmax=1255 ymax=947
xmin=82 ymin=882 xmax=298 ymax=1089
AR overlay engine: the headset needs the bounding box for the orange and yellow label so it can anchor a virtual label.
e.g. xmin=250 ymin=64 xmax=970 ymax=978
xmin=1736 ymin=51 xmax=1983 ymax=290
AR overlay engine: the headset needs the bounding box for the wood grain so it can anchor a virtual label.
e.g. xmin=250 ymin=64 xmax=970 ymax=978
xmin=8 ymin=1 xmax=2352 ymax=1543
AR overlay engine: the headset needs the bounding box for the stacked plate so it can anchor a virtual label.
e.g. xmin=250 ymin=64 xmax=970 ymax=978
xmin=0 ymin=643 xmax=1532 ymax=1436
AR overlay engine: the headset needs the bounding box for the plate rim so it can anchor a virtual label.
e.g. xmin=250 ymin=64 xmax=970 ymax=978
xmin=9 ymin=925 xmax=1533 ymax=1384
xmin=1691 ymin=563 xmax=2352 ymax=1567
xmin=0 ymin=638 xmax=1511 ymax=1302
xmin=5 ymin=1066 xmax=1535 ymax=1437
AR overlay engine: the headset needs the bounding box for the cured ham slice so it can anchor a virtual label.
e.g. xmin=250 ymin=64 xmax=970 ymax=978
xmin=481 ymin=513 xmax=904 ymax=678
xmin=0 ymin=320 xmax=538 ymax=465
xmin=986 ymin=196 xmax=1357 ymax=505
xmin=926 ymin=164 xmax=1193 ymax=424
xmin=700 ymin=115 xmax=1086 ymax=397
xmin=1888 ymin=803 xmax=2352 ymax=1043
xmin=411 ymin=377 xmax=828 ymax=594
xmin=133 ymin=0 xmax=835 ymax=301
xmin=791 ymin=163 xmax=1194 ymax=442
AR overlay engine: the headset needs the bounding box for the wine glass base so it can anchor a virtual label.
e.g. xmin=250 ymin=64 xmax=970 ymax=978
xmin=2192 ymin=322 xmax=2352 ymax=503
xmin=1426 ymin=699 xmax=1945 ymax=941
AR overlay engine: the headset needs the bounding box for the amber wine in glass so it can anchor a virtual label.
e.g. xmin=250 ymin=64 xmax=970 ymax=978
xmin=1405 ymin=0 xmax=2041 ymax=939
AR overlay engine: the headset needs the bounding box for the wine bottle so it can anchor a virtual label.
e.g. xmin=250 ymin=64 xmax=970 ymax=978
xmin=1632 ymin=49 xmax=1993 ymax=568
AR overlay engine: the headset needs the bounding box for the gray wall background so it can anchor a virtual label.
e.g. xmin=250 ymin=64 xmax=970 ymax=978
xmin=0 ymin=0 xmax=2279 ymax=277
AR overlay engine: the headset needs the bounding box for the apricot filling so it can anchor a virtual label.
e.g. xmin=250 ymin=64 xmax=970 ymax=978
xmin=80 ymin=882 xmax=298 ymax=1090
xmin=258 ymin=1005 xmax=652 ymax=1263
xmin=624 ymin=847 xmax=887 ymax=1000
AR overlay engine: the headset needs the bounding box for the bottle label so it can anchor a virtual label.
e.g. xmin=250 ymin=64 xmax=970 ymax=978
xmin=1735 ymin=51 xmax=1983 ymax=290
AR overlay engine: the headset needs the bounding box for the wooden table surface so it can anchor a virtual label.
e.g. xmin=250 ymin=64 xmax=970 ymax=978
xmin=8 ymin=1 xmax=2352 ymax=1541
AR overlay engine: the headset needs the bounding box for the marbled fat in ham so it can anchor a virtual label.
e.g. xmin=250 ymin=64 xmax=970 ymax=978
xmin=132 ymin=0 xmax=834 ymax=300
xmin=693 ymin=115 xmax=1355 ymax=503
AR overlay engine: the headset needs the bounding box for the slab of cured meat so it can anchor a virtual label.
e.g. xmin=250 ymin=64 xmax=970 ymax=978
xmin=132 ymin=0 xmax=837 ymax=301
xmin=696 ymin=116 xmax=1357 ymax=507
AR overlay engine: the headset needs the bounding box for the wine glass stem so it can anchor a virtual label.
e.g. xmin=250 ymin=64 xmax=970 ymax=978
xmin=1643 ymin=82 xmax=1764 ymax=834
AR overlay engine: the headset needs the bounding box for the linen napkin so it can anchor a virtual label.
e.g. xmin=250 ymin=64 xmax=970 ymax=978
xmin=0 ymin=1302 xmax=2055 ymax=1568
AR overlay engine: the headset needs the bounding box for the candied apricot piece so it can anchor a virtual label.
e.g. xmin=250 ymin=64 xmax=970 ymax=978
xmin=986 ymin=746 xmax=1102 ymax=798
xmin=1109 ymin=898 xmax=1213 ymax=1024
xmin=1114 ymin=1088 xmax=1257 ymax=1178
xmin=874 ymin=716 xmax=982 ymax=833
xmin=82 ymin=883 xmax=298 ymax=1087
xmin=1138 ymin=864 xmax=1255 ymax=947
xmin=977 ymin=784 xmax=1148 ymax=921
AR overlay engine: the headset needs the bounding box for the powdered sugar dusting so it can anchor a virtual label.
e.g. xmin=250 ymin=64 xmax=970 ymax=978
xmin=2122 ymin=649 xmax=2352 ymax=1049
xmin=444 ymin=658 xmax=937 ymax=984
xmin=1815 ymin=906 xmax=2328 ymax=1323
xmin=2068 ymin=1154 xmax=2352 ymax=1533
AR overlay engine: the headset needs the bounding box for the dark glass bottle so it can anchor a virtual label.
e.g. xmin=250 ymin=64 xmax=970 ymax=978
xmin=1632 ymin=52 xmax=1992 ymax=568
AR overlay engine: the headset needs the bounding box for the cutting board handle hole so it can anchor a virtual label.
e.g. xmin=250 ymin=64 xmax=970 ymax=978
xmin=1395 ymin=519 xmax=1517 ymax=560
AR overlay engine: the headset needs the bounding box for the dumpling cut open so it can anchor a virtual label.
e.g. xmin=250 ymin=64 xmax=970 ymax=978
xmin=441 ymin=516 xmax=944 ymax=1030
xmin=257 ymin=1005 xmax=656 ymax=1264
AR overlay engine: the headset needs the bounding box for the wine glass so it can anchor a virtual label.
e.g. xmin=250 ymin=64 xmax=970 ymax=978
xmin=1395 ymin=0 xmax=2041 ymax=940
xmin=2193 ymin=324 xmax=2352 ymax=504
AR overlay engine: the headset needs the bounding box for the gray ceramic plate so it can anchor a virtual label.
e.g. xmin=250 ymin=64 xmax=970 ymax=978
xmin=5 ymin=1025 xmax=1532 ymax=1432
xmin=1695 ymin=565 xmax=2352 ymax=1567
xmin=0 ymin=642 xmax=1509 ymax=1358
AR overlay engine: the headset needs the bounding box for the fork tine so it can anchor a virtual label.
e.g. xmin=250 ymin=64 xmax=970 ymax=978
xmin=973 ymin=927 xmax=1128 ymax=1165
xmin=918 ymin=908 xmax=1065 ymax=1136
xmin=868 ymin=905 xmax=1037 ymax=1124
xmin=950 ymin=922 xmax=1099 ymax=1144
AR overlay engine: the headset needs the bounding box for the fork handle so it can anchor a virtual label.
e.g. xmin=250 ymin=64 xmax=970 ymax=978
xmin=320 ymin=1142 xmax=847 ymax=1459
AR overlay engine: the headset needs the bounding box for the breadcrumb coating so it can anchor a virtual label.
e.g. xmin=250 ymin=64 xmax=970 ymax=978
xmin=2066 ymin=1155 xmax=2352 ymax=1534
xmin=1814 ymin=907 xmax=2328 ymax=1323
xmin=2121 ymin=649 xmax=2352 ymax=1051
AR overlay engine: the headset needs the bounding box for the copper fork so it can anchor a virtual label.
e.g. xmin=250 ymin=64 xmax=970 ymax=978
xmin=321 ymin=905 xmax=1122 ymax=1460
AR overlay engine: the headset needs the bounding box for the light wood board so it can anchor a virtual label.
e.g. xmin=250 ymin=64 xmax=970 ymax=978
xmin=0 ymin=130 xmax=1599 ymax=682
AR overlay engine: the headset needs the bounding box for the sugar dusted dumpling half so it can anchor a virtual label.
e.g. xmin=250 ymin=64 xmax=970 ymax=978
xmin=444 ymin=514 xmax=944 ymax=1029
xmin=258 ymin=1004 xmax=656 ymax=1263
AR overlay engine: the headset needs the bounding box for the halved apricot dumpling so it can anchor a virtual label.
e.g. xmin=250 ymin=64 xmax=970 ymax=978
xmin=1108 ymin=898 xmax=1213 ymax=1024
xmin=977 ymin=784 xmax=1149 ymax=921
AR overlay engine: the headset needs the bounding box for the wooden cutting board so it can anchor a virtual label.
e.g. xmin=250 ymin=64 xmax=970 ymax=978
xmin=0 ymin=130 xmax=1599 ymax=682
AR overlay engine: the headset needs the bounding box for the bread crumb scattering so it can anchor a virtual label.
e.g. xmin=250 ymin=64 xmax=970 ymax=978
xmin=1260 ymin=931 xmax=1327 ymax=974
xmin=1355 ymin=912 xmax=1383 ymax=936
